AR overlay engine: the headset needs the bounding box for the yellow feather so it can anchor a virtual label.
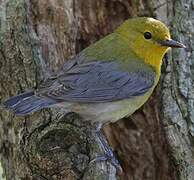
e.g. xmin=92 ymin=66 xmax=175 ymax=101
xmin=116 ymin=17 xmax=171 ymax=74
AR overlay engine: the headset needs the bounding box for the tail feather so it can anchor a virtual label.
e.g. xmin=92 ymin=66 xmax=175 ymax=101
xmin=3 ymin=91 xmax=57 ymax=115
xmin=3 ymin=91 xmax=34 ymax=107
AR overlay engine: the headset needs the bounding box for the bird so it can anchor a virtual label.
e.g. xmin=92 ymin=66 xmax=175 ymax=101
xmin=1 ymin=17 xmax=186 ymax=168
xmin=2 ymin=17 xmax=185 ymax=121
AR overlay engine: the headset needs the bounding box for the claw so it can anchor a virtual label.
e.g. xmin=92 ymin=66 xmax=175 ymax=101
xmin=90 ymin=123 xmax=122 ymax=171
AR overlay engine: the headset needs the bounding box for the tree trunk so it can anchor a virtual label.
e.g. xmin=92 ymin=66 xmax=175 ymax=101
xmin=161 ymin=0 xmax=194 ymax=179
xmin=0 ymin=0 xmax=193 ymax=180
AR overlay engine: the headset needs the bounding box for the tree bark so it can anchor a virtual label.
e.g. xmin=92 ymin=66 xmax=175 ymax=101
xmin=161 ymin=0 xmax=194 ymax=179
xmin=0 ymin=0 xmax=193 ymax=180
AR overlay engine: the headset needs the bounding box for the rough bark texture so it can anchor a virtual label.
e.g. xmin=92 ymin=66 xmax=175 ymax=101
xmin=161 ymin=0 xmax=194 ymax=179
xmin=0 ymin=0 xmax=192 ymax=180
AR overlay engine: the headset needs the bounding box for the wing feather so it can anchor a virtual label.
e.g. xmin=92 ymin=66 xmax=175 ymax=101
xmin=37 ymin=60 xmax=155 ymax=102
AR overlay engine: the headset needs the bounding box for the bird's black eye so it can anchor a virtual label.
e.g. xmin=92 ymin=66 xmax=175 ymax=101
xmin=144 ymin=32 xmax=152 ymax=39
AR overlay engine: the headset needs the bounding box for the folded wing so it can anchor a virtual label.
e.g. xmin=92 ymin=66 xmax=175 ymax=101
xmin=38 ymin=60 xmax=155 ymax=102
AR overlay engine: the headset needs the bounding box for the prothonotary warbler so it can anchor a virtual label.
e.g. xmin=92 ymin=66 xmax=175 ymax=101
xmin=2 ymin=17 xmax=186 ymax=122
xmin=2 ymin=17 xmax=186 ymax=168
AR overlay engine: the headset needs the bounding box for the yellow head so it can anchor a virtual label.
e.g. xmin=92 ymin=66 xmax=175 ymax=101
xmin=116 ymin=17 xmax=185 ymax=72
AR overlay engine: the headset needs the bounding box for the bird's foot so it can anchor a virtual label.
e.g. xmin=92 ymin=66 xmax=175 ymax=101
xmin=90 ymin=123 xmax=122 ymax=171
xmin=90 ymin=148 xmax=121 ymax=170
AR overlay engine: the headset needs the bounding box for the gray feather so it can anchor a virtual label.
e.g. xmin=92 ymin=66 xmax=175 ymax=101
xmin=37 ymin=59 xmax=156 ymax=102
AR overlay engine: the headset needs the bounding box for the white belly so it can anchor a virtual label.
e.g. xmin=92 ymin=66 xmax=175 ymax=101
xmin=55 ymin=90 xmax=152 ymax=123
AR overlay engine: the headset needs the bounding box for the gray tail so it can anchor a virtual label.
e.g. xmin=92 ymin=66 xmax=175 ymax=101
xmin=2 ymin=91 xmax=57 ymax=116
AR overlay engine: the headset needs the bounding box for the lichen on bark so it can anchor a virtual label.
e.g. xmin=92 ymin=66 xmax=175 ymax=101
xmin=161 ymin=0 xmax=194 ymax=179
xmin=0 ymin=0 xmax=193 ymax=180
xmin=0 ymin=0 xmax=117 ymax=179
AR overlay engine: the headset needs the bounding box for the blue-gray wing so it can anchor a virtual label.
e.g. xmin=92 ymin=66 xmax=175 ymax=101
xmin=37 ymin=60 xmax=156 ymax=102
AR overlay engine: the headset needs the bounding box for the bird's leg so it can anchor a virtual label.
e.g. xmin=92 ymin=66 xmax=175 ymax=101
xmin=90 ymin=123 xmax=121 ymax=170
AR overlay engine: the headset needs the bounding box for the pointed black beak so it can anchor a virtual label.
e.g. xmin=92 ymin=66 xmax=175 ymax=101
xmin=158 ymin=39 xmax=186 ymax=48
